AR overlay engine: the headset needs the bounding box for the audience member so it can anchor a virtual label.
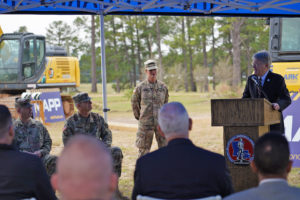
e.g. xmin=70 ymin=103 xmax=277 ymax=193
xmin=13 ymin=97 xmax=57 ymax=176
xmin=224 ymin=133 xmax=300 ymax=200
xmin=132 ymin=102 xmax=234 ymax=200
xmin=0 ymin=105 xmax=56 ymax=200
xmin=51 ymin=135 xmax=117 ymax=200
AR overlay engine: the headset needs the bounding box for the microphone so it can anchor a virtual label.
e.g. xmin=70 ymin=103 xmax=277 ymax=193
xmin=250 ymin=76 xmax=269 ymax=100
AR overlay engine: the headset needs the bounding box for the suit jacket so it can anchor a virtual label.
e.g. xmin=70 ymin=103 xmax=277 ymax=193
xmin=243 ymin=71 xmax=291 ymax=133
xmin=132 ymin=138 xmax=234 ymax=200
xmin=223 ymin=180 xmax=300 ymax=200
xmin=0 ymin=144 xmax=57 ymax=200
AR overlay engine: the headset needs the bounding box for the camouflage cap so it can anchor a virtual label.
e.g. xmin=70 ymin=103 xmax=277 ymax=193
xmin=15 ymin=97 xmax=32 ymax=108
xmin=72 ymin=92 xmax=91 ymax=104
xmin=144 ymin=59 xmax=158 ymax=70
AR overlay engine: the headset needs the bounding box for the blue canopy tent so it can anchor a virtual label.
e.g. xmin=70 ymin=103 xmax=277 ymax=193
xmin=1 ymin=0 xmax=300 ymax=120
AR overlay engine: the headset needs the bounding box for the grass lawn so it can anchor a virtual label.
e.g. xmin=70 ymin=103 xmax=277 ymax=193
xmin=47 ymin=83 xmax=300 ymax=198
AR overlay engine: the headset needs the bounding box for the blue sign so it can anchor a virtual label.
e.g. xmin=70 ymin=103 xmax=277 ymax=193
xmin=32 ymin=91 xmax=65 ymax=123
xmin=284 ymin=92 xmax=300 ymax=167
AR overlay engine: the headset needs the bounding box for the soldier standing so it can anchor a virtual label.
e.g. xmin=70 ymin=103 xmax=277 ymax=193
xmin=131 ymin=59 xmax=169 ymax=157
xmin=62 ymin=92 xmax=126 ymax=200
xmin=13 ymin=98 xmax=57 ymax=176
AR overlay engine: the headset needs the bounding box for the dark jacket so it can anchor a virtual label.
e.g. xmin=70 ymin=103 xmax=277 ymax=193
xmin=243 ymin=71 xmax=291 ymax=133
xmin=132 ymin=138 xmax=234 ymax=200
xmin=0 ymin=144 xmax=57 ymax=200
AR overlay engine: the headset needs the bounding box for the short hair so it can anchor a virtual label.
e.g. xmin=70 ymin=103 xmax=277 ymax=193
xmin=56 ymin=135 xmax=114 ymax=200
xmin=0 ymin=105 xmax=12 ymax=139
xmin=254 ymin=133 xmax=290 ymax=175
xmin=158 ymin=102 xmax=189 ymax=137
xmin=253 ymin=50 xmax=272 ymax=67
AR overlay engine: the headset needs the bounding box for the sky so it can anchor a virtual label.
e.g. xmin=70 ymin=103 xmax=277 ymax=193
xmin=0 ymin=15 xmax=79 ymax=35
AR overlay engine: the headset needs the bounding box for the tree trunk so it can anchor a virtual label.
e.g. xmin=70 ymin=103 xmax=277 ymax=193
xmin=121 ymin=20 xmax=133 ymax=88
xmin=156 ymin=16 xmax=164 ymax=81
xmin=186 ymin=17 xmax=197 ymax=92
xmin=135 ymin=17 xmax=142 ymax=81
xmin=129 ymin=17 xmax=136 ymax=87
xmin=91 ymin=15 xmax=97 ymax=93
xmin=202 ymin=32 xmax=209 ymax=92
xmin=211 ymin=21 xmax=217 ymax=90
xmin=231 ymin=18 xmax=244 ymax=87
xmin=111 ymin=16 xmax=120 ymax=93
xmin=182 ymin=17 xmax=189 ymax=92
xmin=144 ymin=17 xmax=153 ymax=59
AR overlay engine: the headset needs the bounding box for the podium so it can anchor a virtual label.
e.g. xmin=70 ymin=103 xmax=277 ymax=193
xmin=211 ymin=98 xmax=280 ymax=192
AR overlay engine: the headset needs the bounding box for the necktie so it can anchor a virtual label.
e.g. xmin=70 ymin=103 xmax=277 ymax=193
xmin=258 ymin=77 xmax=262 ymax=98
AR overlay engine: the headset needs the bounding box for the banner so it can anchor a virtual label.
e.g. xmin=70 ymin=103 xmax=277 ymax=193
xmin=284 ymin=92 xmax=300 ymax=167
xmin=32 ymin=91 xmax=65 ymax=123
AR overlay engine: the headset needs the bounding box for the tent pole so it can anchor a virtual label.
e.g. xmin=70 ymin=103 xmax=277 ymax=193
xmin=100 ymin=13 xmax=108 ymax=122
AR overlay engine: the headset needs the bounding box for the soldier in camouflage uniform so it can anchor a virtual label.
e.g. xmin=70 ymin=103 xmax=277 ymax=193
xmin=131 ymin=59 xmax=169 ymax=157
xmin=13 ymin=98 xmax=57 ymax=176
xmin=63 ymin=93 xmax=126 ymax=200
xmin=63 ymin=93 xmax=123 ymax=177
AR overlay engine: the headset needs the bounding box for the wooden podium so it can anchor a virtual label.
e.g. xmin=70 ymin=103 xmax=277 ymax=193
xmin=211 ymin=98 xmax=280 ymax=192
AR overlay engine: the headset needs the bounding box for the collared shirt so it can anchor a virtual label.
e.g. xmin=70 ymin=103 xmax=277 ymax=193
xmin=259 ymin=70 xmax=270 ymax=87
xmin=259 ymin=178 xmax=287 ymax=186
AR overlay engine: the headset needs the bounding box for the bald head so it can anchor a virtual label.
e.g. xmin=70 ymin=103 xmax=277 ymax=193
xmin=158 ymin=102 xmax=191 ymax=140
xmin=52 ymin=135 xmax=117 ymax=200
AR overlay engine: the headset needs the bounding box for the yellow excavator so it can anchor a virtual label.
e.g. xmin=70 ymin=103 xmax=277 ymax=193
xmin=0 ymin=26 xmax=80 ymax=120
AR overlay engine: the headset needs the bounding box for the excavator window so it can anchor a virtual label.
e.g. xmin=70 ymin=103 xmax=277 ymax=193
xmin=22 ymin=39 xmax=35 ymax=79
xmin=36 ymin=39 xmax=44 ymax=72
xmin=0 ymin=39 xmax=19 ymax=81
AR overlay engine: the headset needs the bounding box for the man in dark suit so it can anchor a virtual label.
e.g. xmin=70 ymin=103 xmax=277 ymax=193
xmin=132 ymin=102 xmax=234 ymax=200
xmin=0 ymin=105 xmax=56 ymax=200
xmin=243 ymin=50 xmax=291 ymax=134
xmin=224 ymin=133 xmax=300 ymax=200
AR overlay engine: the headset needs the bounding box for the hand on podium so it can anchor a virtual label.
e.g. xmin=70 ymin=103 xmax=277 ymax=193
xmin=272 ymin=103 xmax=280 ymax=111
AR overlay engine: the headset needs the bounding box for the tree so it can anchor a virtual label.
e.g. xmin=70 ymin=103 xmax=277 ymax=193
xmin=46 ymin=21 xmax=75 ymax=55
xmin=91 ymin=15 xmax=97 ymax=93
xmin=186 ymin=17 xmax=197 ymax=92
xmin=15 ymin=26 xmax=28 ymax=33
xmin=231 ymin=18 xmax=245 ymax=87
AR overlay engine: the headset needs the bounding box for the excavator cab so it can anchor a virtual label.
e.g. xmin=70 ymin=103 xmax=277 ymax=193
xmin=0 ymin=33 xmax=45 ymax=92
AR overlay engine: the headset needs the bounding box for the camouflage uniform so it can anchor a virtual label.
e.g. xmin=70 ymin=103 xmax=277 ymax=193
xmin=13 ymin=118 xmax=57 ymax=176
xmin=63 ymin=112 xmax=123 ymax=177
xmin=132 ymin=79 xmax=169 ymax=157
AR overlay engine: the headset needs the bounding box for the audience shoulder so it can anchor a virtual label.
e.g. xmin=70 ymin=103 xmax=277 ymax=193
xmin=223 ymin=188 xmax=256 ymax=200
xmin=17 ymin=150 xmax=43 ymax=167
xmin=138 ymin=146 xmax=167 ymax=163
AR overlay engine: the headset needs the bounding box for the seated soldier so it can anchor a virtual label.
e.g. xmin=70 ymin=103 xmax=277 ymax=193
xmin=13 ymin=97 xmax=57 ymax=176
xmin=63 ymin=92 xmax=126 ymax=200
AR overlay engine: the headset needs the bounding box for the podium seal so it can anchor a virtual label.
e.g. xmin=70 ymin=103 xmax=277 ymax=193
xmin=226 ymin=134 xmax=254 ymax=165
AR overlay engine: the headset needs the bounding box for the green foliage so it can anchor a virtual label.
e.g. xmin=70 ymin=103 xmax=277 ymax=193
xmin=52 ymin=16 xmax=270 ymax=92
xmin=15 ymin=26 xmax=28 ymax=33
xmin=123 ymin=89 xmax=133 ymax=100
